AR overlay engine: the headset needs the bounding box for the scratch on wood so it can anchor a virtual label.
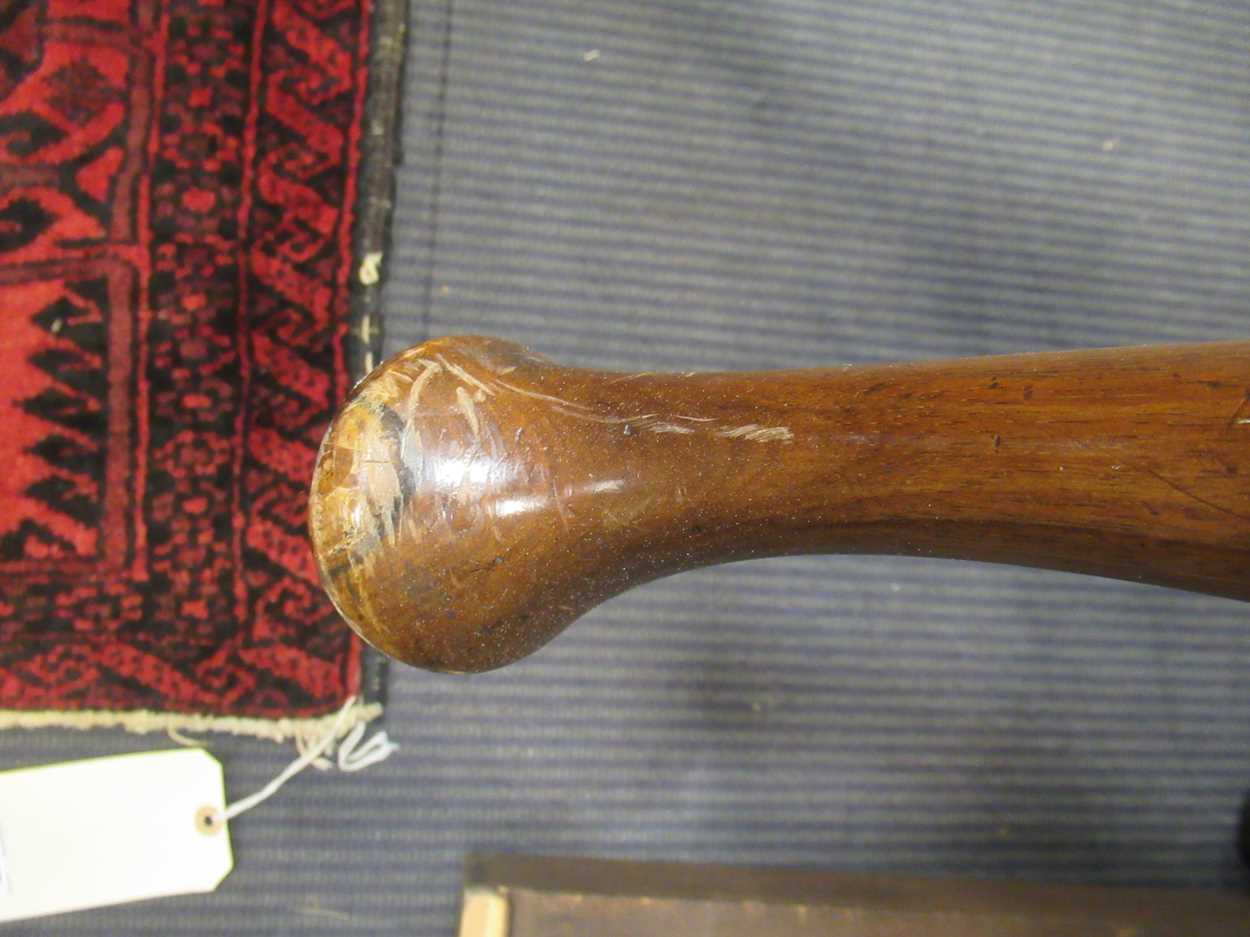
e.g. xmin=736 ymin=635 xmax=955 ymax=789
xmin=717 ymin=424 xmax=794 ymax=443
xmin=495 ymin=375 xmax=664 ymax=426
xmin=550 ymin=404 xmax=656 ymax=425
xmin=495 ymin=376 xmax=584 ymax=409
xmin=399 ymin=424 xmax=420 ymax=463
xmin=364 ymin=455 xmax=401 ymax=544
xmin=1145 ymin=468 xmax=1250 ymax=524
xmin=490 ymin=374 xmax=790 ymax=442
xmin=641 ymin=420 xmax=695 ymax=435
xmin=1227 ymin=394 xmax=1250 ymax=429
xmin=455 ymin=386 xmax=481 ymax=438
xmin=405 ymin=360 xmax=442 ymax=416
xmin=538 ymin=463 xmax=570 ymax=529
xmin=437 ymin=354 xmax=497 ymax=398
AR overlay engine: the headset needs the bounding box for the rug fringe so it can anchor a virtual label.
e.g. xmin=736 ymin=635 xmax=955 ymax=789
xmin=0 ymin=701 xmax=384 ymax=744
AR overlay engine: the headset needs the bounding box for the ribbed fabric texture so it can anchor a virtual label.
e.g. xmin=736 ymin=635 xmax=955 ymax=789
xmin=4 ymin=1 xmax=1249 ymax=934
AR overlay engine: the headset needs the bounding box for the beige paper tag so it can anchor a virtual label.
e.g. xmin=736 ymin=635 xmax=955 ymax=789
xmin=0 ymin=748 xmax=233 ymax=923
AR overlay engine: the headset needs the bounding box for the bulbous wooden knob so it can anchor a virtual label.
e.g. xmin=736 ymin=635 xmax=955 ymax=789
xmin=310 ymin=336 xmax=1250 ymax=673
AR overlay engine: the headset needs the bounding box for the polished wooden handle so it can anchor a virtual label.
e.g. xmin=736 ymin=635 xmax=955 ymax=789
xmin=309 ymin=336 xmax=1250 ymax=673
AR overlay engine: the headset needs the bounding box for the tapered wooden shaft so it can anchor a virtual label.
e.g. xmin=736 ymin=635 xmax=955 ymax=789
xmin=309 ymin=337 xmax=1250 ymax=673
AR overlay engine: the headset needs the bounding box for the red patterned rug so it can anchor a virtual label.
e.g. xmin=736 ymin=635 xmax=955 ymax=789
xmin=0 ymin=0 xmax=397 ymax=736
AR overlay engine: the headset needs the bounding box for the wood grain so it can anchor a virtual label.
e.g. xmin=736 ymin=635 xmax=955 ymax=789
xmin=309 ymin=336 xmax=1250 ymax=673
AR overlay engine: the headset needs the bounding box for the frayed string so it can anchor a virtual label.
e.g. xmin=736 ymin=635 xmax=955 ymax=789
xmin=223 ymin=697 xmax=397 ymax=822
xmin=296 ymin=719 xmax=399 ymax=773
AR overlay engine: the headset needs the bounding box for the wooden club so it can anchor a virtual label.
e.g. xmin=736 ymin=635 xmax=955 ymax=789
xmin=309 ymin=336 xmax=1250 ymax=673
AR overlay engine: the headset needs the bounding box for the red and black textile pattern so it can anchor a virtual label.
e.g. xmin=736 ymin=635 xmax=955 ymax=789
xmin=0 ymin=0 xmax=379 ymax=723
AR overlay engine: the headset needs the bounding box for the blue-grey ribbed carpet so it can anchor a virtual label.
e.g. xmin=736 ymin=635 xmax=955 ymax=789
xmin=5 ymin=1 xmax=1250 ymax=933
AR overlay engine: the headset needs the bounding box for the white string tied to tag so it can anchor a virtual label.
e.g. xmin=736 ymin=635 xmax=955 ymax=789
xmin=222 ymin=697 xmax=397 ymax=822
